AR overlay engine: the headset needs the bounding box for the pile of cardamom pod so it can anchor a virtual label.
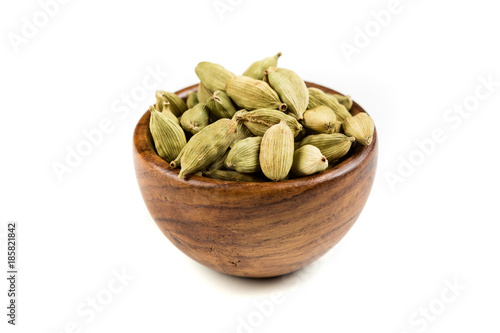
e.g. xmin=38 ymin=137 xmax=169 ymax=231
xmin=149 ymin=52 xmax=375 ymax=182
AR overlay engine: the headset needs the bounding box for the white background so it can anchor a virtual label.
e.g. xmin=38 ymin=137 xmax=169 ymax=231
xmin=1 ymin=0 xmax=499 ymax=332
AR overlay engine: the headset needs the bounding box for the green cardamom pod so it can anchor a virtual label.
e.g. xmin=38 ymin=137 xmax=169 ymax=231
xmin=291 ymin=145 xmax=328 ymax=177
xmin=224 ymin=136 xmax=262 ymax=173
xmin=149 ymin=105 xmax=187 ymax=162
xmin=186 ymin=92 xmax=199 ymax=109
xmin=265 ymin=67 xmax=309 ymax=120
xmin=307 ymin=87 xmax=352 ymax=122
xmin=235 ymin=109 xmax=303 ymax=137
xmin=206 ymin=90 xmax=237 ymax=119
xmin=208 ymin=150 xmax=229 ymax=172
xmin=155 ymin=94 xmax=168 ymax=112
xmin=259 ymin=120 xmax=294 ymax=181
xmin=155 ymin=90 xmax=188 ymax=117
xmin=328 ymin=94 xmax=353 ymax=110
xmin=176 ymin=118 xmax=238 ymax=179
xmin=299 ymin=133 xmax=355 ymax=162
xmin=262 ymin=70 xmax=270 ymax=84
xmin=197 ymin=83 xmax=213 ymax=104
xmin=195 ymin=62 xmax=236 ymax=92
xmin=158 ymin=101 xmax=180 ymax=125
xmin=235 ymin=118 xmax=254 ymax=143
xmin=226 ymin=76 xmax=287 ymax=111
xmin=242 ymin=52 xmax=282 ymax=80
xmin=180 ymin=103 xmax=210 ymax=135
xmin=170 ymin=144 xmax=186 ymax=169
xmin=202 ymin=170 xmax=264 ymax=182
xmin=302 ymin=105 xmax=340 ymax=134
xmin=342 ymin=113 xmax=375 ymax=146
xmin=230 ymin=110 xmax=255 ymax=147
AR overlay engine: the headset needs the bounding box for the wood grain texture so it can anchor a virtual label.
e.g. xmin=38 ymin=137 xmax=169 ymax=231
xmin=133 ymin=82 xmax=378 ymax=278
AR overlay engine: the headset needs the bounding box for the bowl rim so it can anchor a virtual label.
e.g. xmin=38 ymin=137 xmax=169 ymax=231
xmin=133 ymin=82 xmax=377 ymax=190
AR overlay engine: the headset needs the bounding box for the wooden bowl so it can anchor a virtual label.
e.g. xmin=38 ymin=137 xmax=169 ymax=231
xmin=133 ymin=82 xmax=377 ymax=278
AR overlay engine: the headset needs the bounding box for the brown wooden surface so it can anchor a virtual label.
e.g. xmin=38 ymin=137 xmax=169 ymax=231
xmin=133 ymin=82 xmax=378 ymax=278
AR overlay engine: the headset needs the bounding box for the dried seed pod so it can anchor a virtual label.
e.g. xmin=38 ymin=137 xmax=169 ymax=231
xmin=235 ymin=119 xmax=254 ymax=142
xmin=307 ymin=87 xmax=352 ymax=122
xmin=180 ymin=103 xmax=210 ymax=135
xmin=225 ymin=136 xmax=262 ymax=173
xmin=308 ymin=121 xmax=342 ymax=134
xmin=242 ymin=52 xmax=282 ymax=80
xmin=302 ymin=105 xmax=339 ymax=134
xmin=159 ymin=101 xmax=180 ymax=125
xmin=291 ymin=145 xmax=328 ymax=177
xmin=299 ymin=133 xmax=355 ymax=162
xmin=208 ymin=150 xmax=229 ymax=172
xmin=259 ymin=120 xmax=294 ymax=181
xmin=155 ymin=90 xmax=188 ymax=117
xmin=342 ymin=113 xmax=375 ymax=146
xmin=265 ymin=67 xmax=309 ymax=120
xmin=155 ymin=93 xmax=168 ymax=112
xmin=176 ymin=118 xmax=238 ymax=179
xmin=328 ymin=94 xmax=353 ymax=110
xmin=228 ymin=110 xmax=255 ymax=147
xmin=202 ymin=170 xmax=264 ymax=182
xmin=235 ymin=109 xmax=303 ymax=137
xmin=226 ymin=76 xmax=287 ymax=111
xmin=197 ymin=83 xmax=212 ymax=103
xmin=195 ymin=62 xmax=236 ymax=92
xmin=149 ymin=105 xmax=187 ymax=162
xmin=170 ymin=145 xmax=186 ymax=169
xmin=186 ymin=92 xmax=199 ymax=109
xmin=206 ymin=90 xmax=237 ymax=119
